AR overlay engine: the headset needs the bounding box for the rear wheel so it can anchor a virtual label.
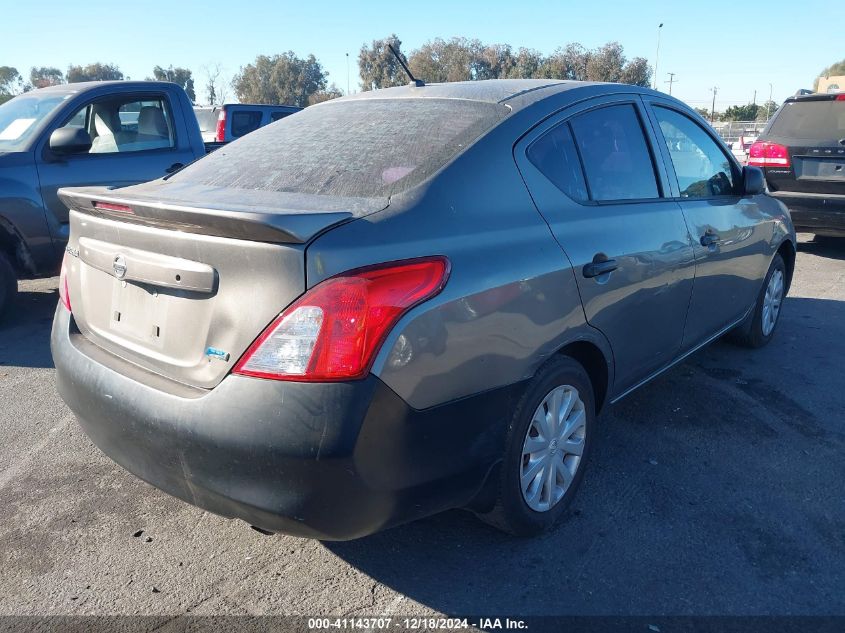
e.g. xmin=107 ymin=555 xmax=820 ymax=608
xmin=0 ymin=251 xmax=17 ymax=321
xmin=478 ymin=356 xmax=594 ymax=536
xmin=729 ymin=253 xmax=786 ymax=348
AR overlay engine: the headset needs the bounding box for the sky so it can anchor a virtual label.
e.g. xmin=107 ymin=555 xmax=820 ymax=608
xmin=3 ymin=0 xmax=843 ymax=110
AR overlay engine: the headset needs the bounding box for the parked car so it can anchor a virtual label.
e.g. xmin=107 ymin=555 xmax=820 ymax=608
xmin=749 ymin=92 xmax=845 ymax=239
xmin=730 ymin=134 xmax=757 ymax=165
xmin=52 ymin=79 xmax=796 ymax=540
xmin=194 ymin=103 xmax=301 ymax=143
xmin=0 ymin=81 xmax=221 ymax=317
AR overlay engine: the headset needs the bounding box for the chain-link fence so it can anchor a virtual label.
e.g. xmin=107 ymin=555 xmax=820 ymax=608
xmin=711 ymin=120 xmax=768 ymax=145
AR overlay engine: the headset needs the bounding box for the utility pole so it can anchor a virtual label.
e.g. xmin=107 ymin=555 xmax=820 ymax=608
xmin=665 ymin=72 xmax=677 ymax=95
xmin=710 ymin=86 xmax=718 ymax=123
xmin=653 ymin=23 xmax=664 ymax=90
xmin=752 ymin=89 xmax=757 ymax=105
xmin=346 ymin=53 xmax=350 ymax=96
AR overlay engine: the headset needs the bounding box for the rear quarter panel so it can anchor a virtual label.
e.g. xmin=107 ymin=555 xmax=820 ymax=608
xmin=306 ymin=118 xmax=610 ymax=409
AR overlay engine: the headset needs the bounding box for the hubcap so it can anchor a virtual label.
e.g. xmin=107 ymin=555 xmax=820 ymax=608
xmin=520 ymin=385 xmax=586 ymax=512
xmin=761 ymin=269 xmax=784 ymax=337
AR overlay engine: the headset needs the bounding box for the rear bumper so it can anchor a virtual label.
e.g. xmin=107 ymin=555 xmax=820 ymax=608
xmin=51 ymin=307 xmax=516 ymax=540
xmin=770 ymin=191 xmax=845 ymax=236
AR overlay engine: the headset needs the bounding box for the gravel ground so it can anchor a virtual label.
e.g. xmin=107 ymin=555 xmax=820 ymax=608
xmin=0 ymin=233 xmax=843 ymax=619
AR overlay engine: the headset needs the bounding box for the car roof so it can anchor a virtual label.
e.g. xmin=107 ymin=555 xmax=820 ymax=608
xmin=33 ymin=80 xmax=177 ymax=95
xmin=333 ymin=79 xmax=652 ymax=113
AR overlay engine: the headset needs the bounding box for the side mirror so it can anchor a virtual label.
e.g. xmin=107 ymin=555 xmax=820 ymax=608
xmin=743 ymin=165 xmax=766 ymax=196
xmin=49 ymin=127 xmax=92 ymax=155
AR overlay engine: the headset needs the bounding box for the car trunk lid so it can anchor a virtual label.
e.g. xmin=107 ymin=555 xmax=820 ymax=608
xmin=59 ymin=182 xmax=386 ymax=389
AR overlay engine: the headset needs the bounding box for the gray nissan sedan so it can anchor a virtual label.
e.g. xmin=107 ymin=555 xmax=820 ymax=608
xmin=52 ymin=79 xmax=796 ymax=540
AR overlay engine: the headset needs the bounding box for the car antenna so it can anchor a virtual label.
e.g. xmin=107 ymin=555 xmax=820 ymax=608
xmin=388 ymin=44 xmax=424 ymax=87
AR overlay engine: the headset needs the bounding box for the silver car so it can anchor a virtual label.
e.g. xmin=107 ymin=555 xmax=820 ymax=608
xmin=52 ymin=80 xmax=796 ymax=540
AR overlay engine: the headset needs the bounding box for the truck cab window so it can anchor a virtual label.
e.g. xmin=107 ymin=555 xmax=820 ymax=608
xmin=59 ymin=97 xmax=175 ymax=154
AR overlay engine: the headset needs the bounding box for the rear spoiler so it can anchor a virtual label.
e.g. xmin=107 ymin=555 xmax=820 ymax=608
xmin=58 ymin=187 xmax=355 ymax=245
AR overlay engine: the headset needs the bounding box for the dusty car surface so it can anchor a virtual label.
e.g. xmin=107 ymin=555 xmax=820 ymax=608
xmin=51 ymin=79 xmax=796 ymax=540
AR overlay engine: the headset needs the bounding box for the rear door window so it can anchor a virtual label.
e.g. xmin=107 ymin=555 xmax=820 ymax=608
xmin=569 ymin=104 xmax=660 ymax=201
xmin=230 ymin=110 xmax=262 ymax=137
xmin=768 ymin=99 xmax=845 ymax=140
xmin=653 ymin=106 xmax=735 ymax=197
xmin=527 ymin=123 xmax=589 ymax=202
xmin=270 ymin=111 xmax=293 ymax=122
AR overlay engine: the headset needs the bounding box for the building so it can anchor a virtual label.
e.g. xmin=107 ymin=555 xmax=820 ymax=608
xmin=817 ymin=75 xmax=845 ymax=93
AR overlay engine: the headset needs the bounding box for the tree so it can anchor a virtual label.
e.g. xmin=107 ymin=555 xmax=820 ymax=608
xmin=0 ymin=67 xmax=25 ymax=103
xmin=232 ymin=53 xmax=327 ymax=107
xmin=30 ymin=67 xmax=64 ymax=89
xmin=540 ymin=43 xmax=590 ymax=80
xmin=202 ymin=63 xmax=227 ymax=105
xmin=723 ymin=103 xmax=760 ymax=121
xmin=151 ymin=65 xmax=195 ymax=102
xmin=586 ymin=42 xmax=626 ymax=83
xmin=408 ymin=37 xmax=482 ymax=83
xmin=506 ymin=48 xmax=544 ymax=79
xmin=813 ymin=58 xmax=845 ymax=91
xmin=756 ymin=100 xmax=778 ymax=122
xmin=693 ymin=106 xmax=711 ymax=119
xmin=308 ymin=83 xmax=343 ymax=105
xmin=66 ymin=63 xmax=123 ymax=83
xmin=358 ymin=34 xmax=409 ymax=91
xmin=619 ymin=57 xmax=651 ymax=88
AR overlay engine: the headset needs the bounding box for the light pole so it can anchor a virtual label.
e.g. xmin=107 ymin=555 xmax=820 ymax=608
xmin=653 ymin=23 xmax=663 ymax=90
xmin=767 ymin=83 xmax=773 ymax=120
xmin=346 ymin=53 xmax=350 ymax=96
xmin=710 ymin=86 xmax=718 ymax=123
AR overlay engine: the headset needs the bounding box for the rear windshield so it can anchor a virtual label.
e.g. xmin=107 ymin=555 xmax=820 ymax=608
xmin=169 ymin=98 xmax=508 ymax=198
xmin=194 ymin=108 xmax=219 ymax=133
xmin=768 ymin=99 xmax=845 ymax=140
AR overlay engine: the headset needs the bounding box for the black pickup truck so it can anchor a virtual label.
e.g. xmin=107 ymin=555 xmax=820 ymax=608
xmin=0 ymin=81 xmax=217 ymax=317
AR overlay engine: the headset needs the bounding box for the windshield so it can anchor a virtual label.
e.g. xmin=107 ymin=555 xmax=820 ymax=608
xmin=768 ymin=99 xmax=845 ymax=141
xmin=0 ymin=92 xmax=69 ymax=151
xmin=170 ymin=98 xmax=509 ymax=198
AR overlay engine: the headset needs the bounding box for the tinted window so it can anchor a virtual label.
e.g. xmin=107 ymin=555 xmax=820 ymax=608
xmin=60 ymin=96 xmax=174 ymax=154
xmin=654 ymin=106 xmax=735 ymax=198
xmin=171 ymin=99 xmax=508 ymax=198
xmin=230 ymin=110 xmax=262 ymax=137
xmin=528 ymin=123 xmax=588 ymax=201
xmin=768 ymin=99 xmax=845 ymax=140
xmin=569 ymin=104 xmax=659 ymax=201
xmin=270 ymin=111 xmax=293 ymax=122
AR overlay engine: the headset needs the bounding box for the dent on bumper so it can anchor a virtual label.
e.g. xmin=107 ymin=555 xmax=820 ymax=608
xmin=51 ymin=307 xmax=514 ymax=539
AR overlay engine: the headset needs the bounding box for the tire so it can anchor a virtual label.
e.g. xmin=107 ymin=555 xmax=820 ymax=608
xmin=478 ymin=356 xmax=595 ymax=536
xmin=0 ymin=250 xmax=17 ymax=321
xmin=728 ymin=253 xmax=786 ymax=349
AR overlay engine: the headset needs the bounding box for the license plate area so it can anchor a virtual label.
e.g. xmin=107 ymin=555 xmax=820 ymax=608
xmin=78 ymin=263 xmax=214 ymax=367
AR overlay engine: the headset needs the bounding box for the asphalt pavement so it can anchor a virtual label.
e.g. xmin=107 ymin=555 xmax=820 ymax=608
xmin=1 ymin=234 xmax=843 ymax=618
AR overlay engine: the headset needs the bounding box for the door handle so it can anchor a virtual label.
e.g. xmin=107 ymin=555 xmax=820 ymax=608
xmin=700 ymin=232 xmax=720 ymax=247
xmin=165 ymin=162 xmax=184 ymax=174
xmin=583 ymin=257 xmax=618 ymax=279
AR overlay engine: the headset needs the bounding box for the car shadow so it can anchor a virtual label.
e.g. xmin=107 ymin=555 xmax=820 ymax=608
xmin=796 ymin=237 xmax=845 ymax=261
xmin=0 ymin=286 xmax=58 ymax=369
xmin=324 ymin=295 xmax=845 ymax=616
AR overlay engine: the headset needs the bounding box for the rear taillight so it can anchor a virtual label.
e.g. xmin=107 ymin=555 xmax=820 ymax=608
xmin=748 ymin=141 xmax=791 ymax=168
xmin=59 ymin=254 xmax=71 ymax=313
xmin=215 ymin=109 xmax=226 ymax=142
xmin=93 ymin=201 xmax=133 ymax=213
xmin=233 ymin=257 xmax=450 ymax=381
xmin=836 ymin=94 xmax=845 ymax=101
